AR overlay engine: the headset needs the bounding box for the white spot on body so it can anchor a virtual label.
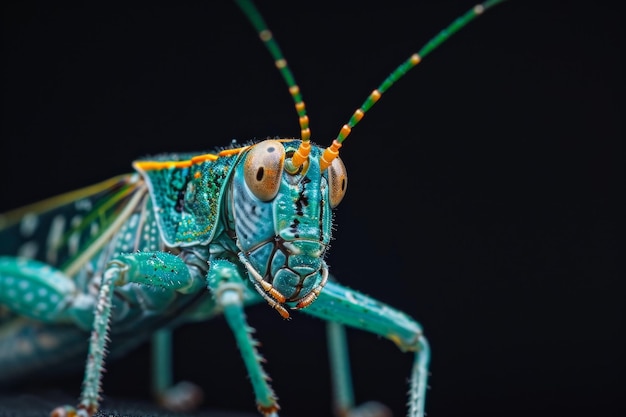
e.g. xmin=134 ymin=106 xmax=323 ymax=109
xmin=20 ymin=213 xmax=39 ymax=237
xmin=128 ymin=214 xmax=139 ymax=229
xmin=68 ymin=232 xmax=81 ymax=255
xmin=75 ymin=199 xmax=92 ymax=211
xmin=46 ymin=215 xmax=66 ymax=264
xmin=17 ymin=241 xmax=39 ymax=259
xmin=68 ymin=215 xmax=83 ymax=255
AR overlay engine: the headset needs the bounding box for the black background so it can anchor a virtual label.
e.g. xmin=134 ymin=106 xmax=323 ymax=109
xmin=1 ymin=1 xmax=623 ymax=417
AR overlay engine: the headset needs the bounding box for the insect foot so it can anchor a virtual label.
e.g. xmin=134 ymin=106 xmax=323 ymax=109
xmin=156 ymin=380 xmax=205 ymax=412
xmin=341 ymin=401 xmax=392 ymax=417
xmin=49 ymin=405 xmax=90 ymax=417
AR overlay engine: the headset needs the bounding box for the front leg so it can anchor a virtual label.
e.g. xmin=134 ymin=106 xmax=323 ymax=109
xmin=51 ymin=251 xmax=204 ymax=417
xmin=303 ymin=279 xmax=430 ymax=417
xmin=207 ymin=259 xmax=279 ymax=417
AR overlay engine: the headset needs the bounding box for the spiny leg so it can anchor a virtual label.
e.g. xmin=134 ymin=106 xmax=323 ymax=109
xmin=50 ymin=251 xmax=204 ymax=417
xmin=304 ymin=279 xmax=430 ymax=417
xmin=207 ymin=259 xmax=279 ymax=417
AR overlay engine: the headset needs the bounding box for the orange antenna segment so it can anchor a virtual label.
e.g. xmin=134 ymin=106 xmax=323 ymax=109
xmin=319 ymin=140 xmax=342 ymax=171
xmin=235 ymin=0 xmax=312 ymax=168
xmin=322 ymin=0 xmax=507 ymax=167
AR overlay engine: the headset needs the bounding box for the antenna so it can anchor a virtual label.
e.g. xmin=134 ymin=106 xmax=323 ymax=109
xmin=235 ymin=0 xmax=509 ymax=171
xmin=234 ymin=0 xmax=312 ymax=171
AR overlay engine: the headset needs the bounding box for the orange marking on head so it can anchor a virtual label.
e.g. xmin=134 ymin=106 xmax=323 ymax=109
xmin=219 ymin=146 xmax=249 ymax=157
xmin=191 ymin=153 xmax=219 ymax=164
xmin=135 ymin=148 xmax=248 ymax=172
xmin=193 ymin=171 xmax=201 ymax=179
xmin=134 ymin=160 xmax=192 ymax=171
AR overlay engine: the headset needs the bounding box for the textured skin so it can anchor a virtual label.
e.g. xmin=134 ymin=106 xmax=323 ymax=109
xmin=0 ymin=131 xmax=428 ymax=417
xmin=0 ymin=145 xmax=244 ymax=382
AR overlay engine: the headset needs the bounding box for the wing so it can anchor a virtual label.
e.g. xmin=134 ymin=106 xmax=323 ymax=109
xmin=0 ymin=174 xmax=147 ymax=270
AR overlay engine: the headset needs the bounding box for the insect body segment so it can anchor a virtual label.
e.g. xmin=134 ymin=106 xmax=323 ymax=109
xmin=133 ymin=139 xmax=342 ymax=319
xmin=133 ymin=149 xmax=242 ymax=247
xmin=233 ymin=140 xmax=343 ymax=317
xmin=1 ymin=1 xmax=509 ymax=416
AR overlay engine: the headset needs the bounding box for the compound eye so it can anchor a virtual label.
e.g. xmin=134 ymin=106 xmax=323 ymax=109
xmin=244 ymin=140 xmax=285 ymax=201
xmin=327 ymin=156 xmax=347 ymax=208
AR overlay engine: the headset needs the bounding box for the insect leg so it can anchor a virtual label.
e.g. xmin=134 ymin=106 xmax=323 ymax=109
xmin=51 ymin=251 xmax=204 ymax=417
xmin=303 ymin=278 xmax=430 ymax=417
xmin=0 ymin=256 xmax=102 ymax=384
xmin=151 ymin=328 xmax=204 ymax=412
xmin=0 ymin=257 xmax=94 ymax=327
xmin=207 ymin=259 xmax=279 ymax=417
xmin=326 ymin=321 xmax=392 ymax=417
